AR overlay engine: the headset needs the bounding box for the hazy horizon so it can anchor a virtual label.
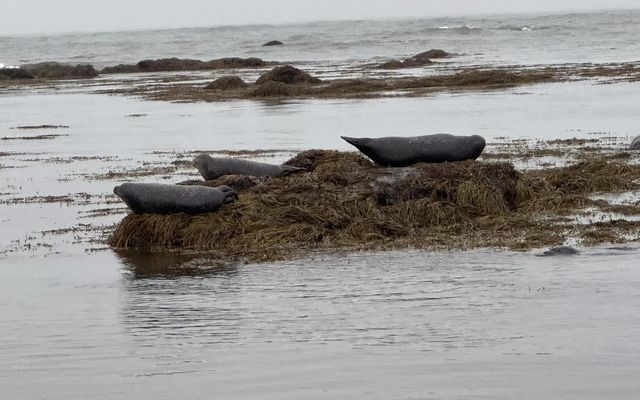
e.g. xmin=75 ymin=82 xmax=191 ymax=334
xmin=2 ymin=0 xmax=639 ymax=36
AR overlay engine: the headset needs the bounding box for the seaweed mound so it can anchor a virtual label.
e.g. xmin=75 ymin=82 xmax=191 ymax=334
xmin=376 ymin=60 xmax=406 ymax=70
xmin=0 ymin=67 xmax=35 ymax=80
xmin=400 ymin=69 xmax=555 ymax=89
xmin=110 ymin=150 xmax=520 ymax=261
xmin=249 ymin=81 xmax=297 ymax=97
xmin=205 ymin=75 xmax=247 ymax=90
xmin=101 ymin=57 xmax=266 ymax=74
xmin=22 ymin=62 xmax=98 ymax=79
xmin=255 ymin=65 xmax=321 ymax=85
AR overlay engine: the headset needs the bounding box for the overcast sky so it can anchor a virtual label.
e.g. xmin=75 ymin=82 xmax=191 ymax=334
xmin=2 ymin=0 xmax=639 ymax=35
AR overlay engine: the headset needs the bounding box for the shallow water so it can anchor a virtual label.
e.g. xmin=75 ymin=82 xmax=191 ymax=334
xmin=2 ymin=247 xmax=640 ymax=399
xmin=2 ymin=13 xmax=640 ymax=395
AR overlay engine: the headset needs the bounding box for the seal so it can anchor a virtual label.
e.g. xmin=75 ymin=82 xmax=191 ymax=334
xmin=341 ymin=134 xmax=486 ymax=167
xmin=538 ymin=246 xmax=579 ymax=257
xmin=193 ymin=154 xmax=304 ymax=180
xmin=630 ymin=135 xmax=640 ymax=150
xmin=114 ymin=183 xmax=237 ymax=215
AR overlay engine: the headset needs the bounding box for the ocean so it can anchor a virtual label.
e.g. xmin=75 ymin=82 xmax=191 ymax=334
xmin=1 ymin=9 xmax=640 ymax=400
xmin=2 ymin=9 xmax=639 ymax=69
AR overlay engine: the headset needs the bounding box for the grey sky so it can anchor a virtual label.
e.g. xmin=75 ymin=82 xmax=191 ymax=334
xmin=2 ymin=0 xmax=639 ymax=35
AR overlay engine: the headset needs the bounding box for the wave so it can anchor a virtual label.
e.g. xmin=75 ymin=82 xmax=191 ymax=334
xmin=497 ymin=25 xmax=534 ymax=31
xmin=0 ymin=63 xmax=18 ymax=69
xmin=435 ymin=25 xmax=479 ymax=33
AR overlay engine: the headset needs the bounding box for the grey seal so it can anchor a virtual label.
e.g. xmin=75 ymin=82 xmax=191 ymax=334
xmin=341 ymin=134 xmax=486 ymax=167
xmin=630 ymin=135 xmax=640 ymax=150
xmin=114 ymin=183 xmax=237 ymax=215
xmin=193 ymin=153 xmax=304 ymax=180
xmin=538 ymin=246 xmax=579 ymax=257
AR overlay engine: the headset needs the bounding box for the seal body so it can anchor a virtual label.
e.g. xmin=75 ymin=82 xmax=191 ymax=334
xmin=539 ymin=246 xmax=579 ymax=257
xmin=114 ymin=183 xmax=237 ymax=215
xmin=630 ymin=135 xmax=640 ymax=150
xmin=341 ymin=134 xmax=486 ymax=167
xmin=193 ymin=154 xmax=303 ymax=180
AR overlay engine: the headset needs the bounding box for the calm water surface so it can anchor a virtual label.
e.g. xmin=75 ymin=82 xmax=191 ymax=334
xmin=1 ymin=248 xmax=639 ymax=399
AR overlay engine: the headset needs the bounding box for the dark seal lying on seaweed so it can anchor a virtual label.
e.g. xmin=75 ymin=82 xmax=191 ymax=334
xmin=193 ymin=153 xmax=304 ymax=180
xmin=114 ymin=183 xmax=237 ymax=215
xmin=341 ymin=134 xmax=486 ymax=167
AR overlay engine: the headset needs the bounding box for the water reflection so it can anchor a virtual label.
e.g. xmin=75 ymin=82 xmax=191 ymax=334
xmin=115 ymin=249 xmax=240 ymax=279
xmin=116 ymin=249 xmax=528 ymax=349
xmin=118 ymin=249 xmax=244 ymax=345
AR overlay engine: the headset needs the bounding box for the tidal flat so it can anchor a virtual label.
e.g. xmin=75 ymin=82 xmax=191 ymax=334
xmin=2 ymin=16 xmax=640 ymax=396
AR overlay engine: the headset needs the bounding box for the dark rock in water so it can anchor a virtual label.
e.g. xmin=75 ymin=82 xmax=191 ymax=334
xmin=255 ymin=65 xmax=321 ymax=85
xmin=630 ymin=135 xmax=640 ymax=150
xmin=193 ymin=153 xmax=304 ymax=180
xmin=539 ymin=246 xmax=580 ymax=257
xmin=262 ymin=40 xmax=284 ymax=46
xmin=114 ymin=183 xmax=237 ymax=215
xmin=0 ymin=67 xmax=35 ymax=80
xmin=375 ymin=60 xmax=406 ymax=70
xmin=101 ymin=57 xmax=266 ymax=74
xmin=205 ymin=75 xmax=247 ymax=90
xmin=22 ymin=62 xmax=98 ymax=79
xmin=411 ymin=49 xmax=452 ymax=60
xmin=341 ymin=134 xmax=486 ymax=167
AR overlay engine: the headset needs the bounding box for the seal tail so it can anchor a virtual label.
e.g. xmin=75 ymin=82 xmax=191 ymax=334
xmin=340 ymin=136 xmax=362 ymax=148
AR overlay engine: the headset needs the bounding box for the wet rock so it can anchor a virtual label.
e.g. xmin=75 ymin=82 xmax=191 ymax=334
xmin=101 ymin=57 xmax=266 ymax=74
xmin=0 ymin=67 xmax=35 ymax=80
xmin=255 ymin=65 xmax=321 ymax=85
xmin=205 ymin=75 xmax=247 ymax=90
xmin=262 ymin=40 xmax=284 ymax=46
xmin=539 ymin=246 xmax=579 ymax=256
xmin=630 ymin=135 xmax=640 ymax=150
xmin=22 ymin=62 xmax=98 ymax=79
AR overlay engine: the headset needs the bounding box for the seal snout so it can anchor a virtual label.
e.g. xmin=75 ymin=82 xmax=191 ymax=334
xmin=217 ymin=185 xmax=239 ymax=203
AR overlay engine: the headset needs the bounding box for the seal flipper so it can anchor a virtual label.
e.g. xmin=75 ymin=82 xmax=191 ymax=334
xmin=280 ymin=165 xmax=305 ymax=176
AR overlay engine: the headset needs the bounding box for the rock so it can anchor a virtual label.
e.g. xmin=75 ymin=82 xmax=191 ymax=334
xmin=101 ymin=57 xmax=266 ymax=74
xmin=205 ymin=75 xmax=247 ymax=90
xmin=630 ymin=135 xmax=640 ymax=150
xmin=22 ymin=62 xmax=98 ymax=79
xmin=255 ymin=65 xmax=321 ymax=85
xmin=0 ymin=67 xmax=35 ymax=80
xmin=263 ymin=40 xmax=284 ymax=46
